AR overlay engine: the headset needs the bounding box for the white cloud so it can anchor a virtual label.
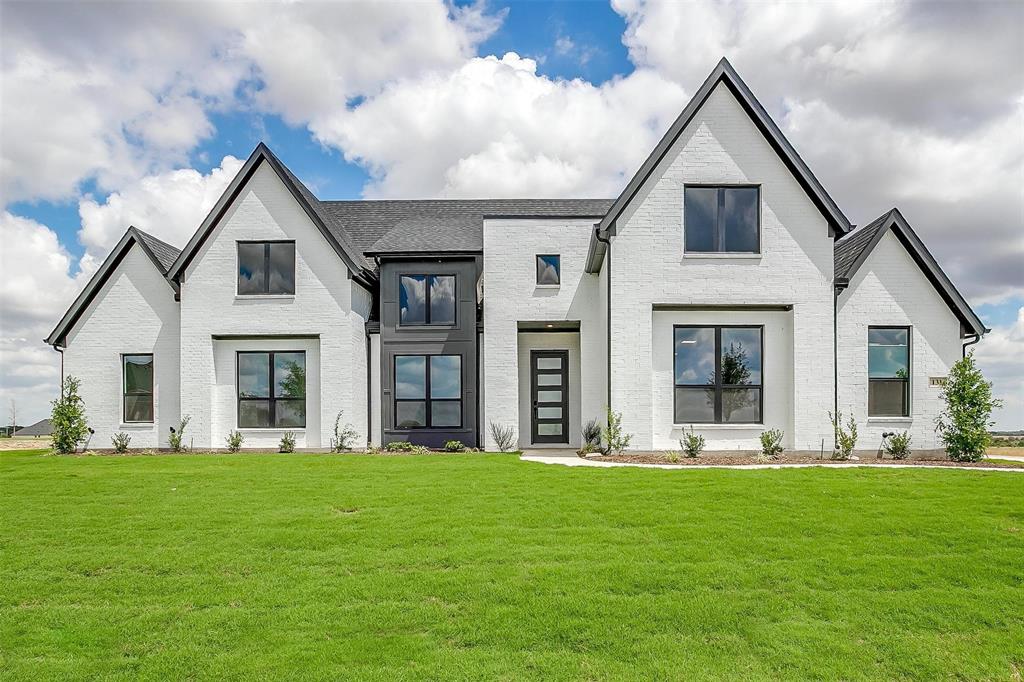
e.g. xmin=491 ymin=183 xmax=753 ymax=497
xmin=0 ymin=213 xmax=79 ymax=425
xmin=314 ymin=53 xmax=686 ymax=198
xmin=975 ymin=307 xmax=1024 ymax=431
xmin=77 ymin=155 xmax=244 ymax=275
xmin=0 ymin=0 xmax=501 ymax=202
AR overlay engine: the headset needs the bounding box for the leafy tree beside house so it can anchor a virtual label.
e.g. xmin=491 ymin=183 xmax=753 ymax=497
xmin=936 ymin=351 xmax=1001 ymax=462
xmin=51 ymin=375 xmax=89 ymax=454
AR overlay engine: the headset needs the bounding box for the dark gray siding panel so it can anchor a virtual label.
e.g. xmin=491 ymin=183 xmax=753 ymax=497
xmin=379 ymin=258 xmax=480 ymax=447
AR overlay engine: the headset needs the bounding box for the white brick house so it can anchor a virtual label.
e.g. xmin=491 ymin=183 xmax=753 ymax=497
xmin=47 ymin=59 xmax=987 ymax=454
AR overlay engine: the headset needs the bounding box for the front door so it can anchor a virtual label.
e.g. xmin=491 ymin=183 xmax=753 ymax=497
xmin=531 ymin=350 xmax=569 ymax=444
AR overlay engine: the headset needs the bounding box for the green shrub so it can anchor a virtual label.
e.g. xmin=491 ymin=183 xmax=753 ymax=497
xmin=679 ymin=427 xmax=705 ymax=458
xmin=665 ymin=450 xmax=680 ymax=463
xmin=51 ymin=375 xmax=89 ymax=454
xmin=111 ymin=432 xmax=131 ymax=453
xmin=225 ymin=430 xmax=244 ymax=453
xmin=331 ymin=411 xmax=358 ymax=452
xmin=444 ymin=440 xmax=465 ymax=452
xmin=829 ymin=410 xmax=857 ymax=460
xmin=168 ymin=415 xmax=190 ymax=453
xmin=602 ymin=408 xmax=633 ymax=455
xmin=488 ymin=421 xmax=517 ymax=452
xmin=759 ymin=429 xmax=784 ymax=460
xmin=279 ymin=431 xmax=296 ymax=453
xmin=884 ymin=431 xmax=912 ymax=460
xmin=384 ymin=440 xmax=415 ymax=452
xmin=937 ymin=352 xmax=1001 ymax=462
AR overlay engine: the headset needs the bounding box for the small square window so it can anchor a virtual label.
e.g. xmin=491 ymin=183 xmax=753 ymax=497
xmin=684 ymin=187 xmax=760 ymax=254
xmin=237 ymin=242 xmax=295 ymax=295
xmin=537 ymin=255 xmax=560 ymax=285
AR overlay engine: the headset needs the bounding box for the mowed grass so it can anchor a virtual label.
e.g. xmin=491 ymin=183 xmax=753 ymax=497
xmin=2 ymin=451 xmax=1023 ymax=680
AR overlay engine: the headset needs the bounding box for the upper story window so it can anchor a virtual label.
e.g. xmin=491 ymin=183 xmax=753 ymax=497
xmin=237 ymin=351 xmax=306 ymax=428
xmin=536 ymin=255 xmax=560 ymax=286
xmin=399 ymin=275 xmax=455 ymax=325
xmin=123 ymin=354 xmax=154 ymax=423
xmin=684 ymin=186 xmax=760 ymax=253
xmin=394 ymin=354 xmax=462 ymax=428
xmin=868 ymin=327 xmax=910 ymax=417
xmin=674 ymin=326 xmax=763 ymax=424
xmin=237 ymin=241 xmax=295 ymax=295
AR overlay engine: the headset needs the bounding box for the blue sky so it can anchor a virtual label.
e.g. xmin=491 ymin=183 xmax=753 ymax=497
xmin=2 ymin=0 xmax=1021 ymax=427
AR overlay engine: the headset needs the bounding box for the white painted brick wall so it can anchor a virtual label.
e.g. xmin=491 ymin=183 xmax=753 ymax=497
xmin=64 ymin=244 xmax=180 ymax=449
xmin=482 ymin=218 xmax=604 ymax=449
xmin=609 ymin=82 xmax=835 ymax=450
xmin=837 ymin=231 xmax=963 ymax=452
xmin=179 ymin=162 xmax=369 ymax=449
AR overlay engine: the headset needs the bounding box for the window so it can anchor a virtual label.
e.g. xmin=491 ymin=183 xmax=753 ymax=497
xmin=868 ymin=327 xmax=910 ymax=417
xmin=237 ymin=351 xmax=306 ymax=428
xmin=399 ymin=275 xmax=456 ymax=325
xmin=684 ymin=186 xmax=760 ymax=253
xmin=394 ymin=355 xmax=461 ymax=428
xmin=237 ymin=241 xmax=295 ymax=295
xmin=674 ymin=326 xmax=762 ymax=423
xmin=123 ymin=354 xmax=154 ymax=423
xmin=536 ymin=255 xmax=560 ymax=285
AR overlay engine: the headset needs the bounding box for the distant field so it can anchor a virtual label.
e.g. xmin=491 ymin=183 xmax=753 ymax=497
xmin=0 ymin=436 xmax=50 ymax=451
xmin=2 ymin=449 xmax=1023 ymax=680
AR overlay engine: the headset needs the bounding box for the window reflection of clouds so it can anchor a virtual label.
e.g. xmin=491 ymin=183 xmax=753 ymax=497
xmin=430 ymin=276 xmax=455 ymax=324
xmin=674 ymin=327 xmax=715 ymax=385
xmin=399 ymin=275 xmax=427 ymax=324
xmin=395 ymin=356 xmax=426 ymax=399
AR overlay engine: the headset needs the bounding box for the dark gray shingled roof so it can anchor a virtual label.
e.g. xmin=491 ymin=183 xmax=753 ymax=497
xmin=834 ymin=212 xmax=888 ymax=279
xmin=319 ymin=199 xmax=615 ymax=257
xmin=14 ymin=418 xmax=52 ymax=437
xmin=834 ymin=208 xmax=987 ymax=337
xmin=133 ymin=228 xmax=181 ymax=273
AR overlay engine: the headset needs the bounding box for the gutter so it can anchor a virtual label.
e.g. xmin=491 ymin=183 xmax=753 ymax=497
xmin=595 ymin=227 xmax=612 ymax=412
xmin=962 ymin=332 xmax=981 ymax=358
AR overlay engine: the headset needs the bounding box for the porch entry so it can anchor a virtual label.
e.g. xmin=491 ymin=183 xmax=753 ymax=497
xmin=530 ymin=350 xmax=569 ymax=443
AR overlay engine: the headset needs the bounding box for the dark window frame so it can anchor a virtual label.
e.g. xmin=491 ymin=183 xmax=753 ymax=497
xmin=673 ymin=324 xmax=764 ymax=424
xmin=398 ymin=274 xmax=458 ymax=327
xmin=122 ymin=353 xmax=154 ymax=424
xmin=236 ymin=240 xmax=296 ymax=295
xmin=393 ymin=354 xmax=462 ymax=429
xmin=536 ymin=254 xmax=561 ymax=286
xmin=236 ymin=350 xmax=306 ymax=428
xmin=683 ymin=184 xmax=762 ymax=254
xmin=868 ymin=325 xmax=911 ymax=418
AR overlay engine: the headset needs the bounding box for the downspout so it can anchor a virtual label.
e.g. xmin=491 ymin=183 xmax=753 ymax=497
xmin=833 ymin=277 xmax=849 ymax=442
xmin=595 ymin=227 xmax=612 ymax=411
xmin=962 ymin=333 xmax=980 ymax=358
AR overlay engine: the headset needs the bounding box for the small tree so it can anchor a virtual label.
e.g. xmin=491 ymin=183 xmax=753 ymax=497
xmin=829 ymin=410 xmax=858 ymax=460
xmin=936 ymin=352 xmax=1001 ymax=462
xmin=51 ymin=375 xmax=89 ymax=454
xmin=602 ymin=407 xmax=633 ymax=455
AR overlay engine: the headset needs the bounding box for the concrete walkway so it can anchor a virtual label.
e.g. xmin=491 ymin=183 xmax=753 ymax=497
xmin=520 ymin=453 xmax=1024 ymax=473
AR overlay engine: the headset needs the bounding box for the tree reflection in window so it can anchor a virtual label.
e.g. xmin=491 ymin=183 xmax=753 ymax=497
xmin=675 ymin=326 xmax=762 ymax=423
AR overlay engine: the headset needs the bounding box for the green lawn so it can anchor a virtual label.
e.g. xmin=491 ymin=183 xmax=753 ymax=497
xmin=2 ymin=450 xmax=1023 ymax=680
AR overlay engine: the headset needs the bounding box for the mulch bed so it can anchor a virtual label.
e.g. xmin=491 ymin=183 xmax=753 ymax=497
xmin=587 ymin=452 xmax=1024 ymax=469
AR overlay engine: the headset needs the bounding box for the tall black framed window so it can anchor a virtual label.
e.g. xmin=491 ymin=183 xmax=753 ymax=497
xmin=399 ymin=275 xmax=456 ymax=325
xmin=536 ymin=255 xmax=560 ymax=285
xmin=394 ymin=355 xmax=461 ymax=429
xmin=237 ymin=351 xmax=306 ymax=428
xmin=684 ymin=186 xmax=760 ymax=253
xmin=237 ymin=241 xmax=295 ymax=295
xmin=674 ymin=325 xmax=763 ymax=423
xmin=123 ymin=354 xmax=154 ymax=423
xmin=868 ymin=327 xmax=910 ymax=417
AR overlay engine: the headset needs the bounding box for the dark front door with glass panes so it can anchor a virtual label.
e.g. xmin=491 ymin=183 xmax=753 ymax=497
xmin=531 ymin=350 xmax=569 ymax=443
